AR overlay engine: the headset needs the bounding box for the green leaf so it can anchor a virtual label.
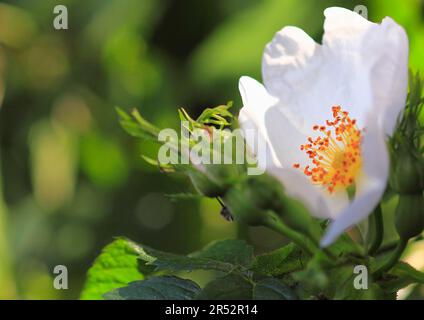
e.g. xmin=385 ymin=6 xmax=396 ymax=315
xmin=292 ymin=260 xmax=328 ymax=294
xmin=329 ymin=266 xmax=360 ymax=300
xmin=196 ymin=103 xmax=233 ymax=128
xmin=250 ymin=243 xmax=305 ymax=276
xmin=80 ymin=238 xmax=144 ymax=300
xmin=329 ymin=265 xmax=396 ymax=300
xmin=104 ymin=276 xmax=201 ymax=300
xmin=131 ymin=239 xmax=252 ymax=273
xmin=133 ymin=244 xmax=233 ymax=273
xmin=328 ymin=233 xmax=364 ymax=257
xmin=253 ymin=278 xmax=297 ymax=300
xmin=197 ymin=274 xmax=253 ymax=300
xmin=116 ymin=107 xmax=159 ymax=141
xmin=380 ymin=261 xmax=424 ymax=293
xmin=189 ymin=239 xmax=253 ymax=268
xmin=141 ymin=155 xmax=175 ymax=172
xmin=341 ymin=283 xmax=390 ymax=300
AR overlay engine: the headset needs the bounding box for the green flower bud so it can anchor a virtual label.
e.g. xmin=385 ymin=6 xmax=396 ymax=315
xmin=223 ymin=182 xmax=268 ymax=226
xmin=246 ymin=174 xmax=319 ymax=240
xmin=188 ymin=170 xmax=227 ymax=198
xmin=395 ymin=194 xmax=424 ymax=240
xmin=244 ymin=174 xmax=285 ymax=210
xmin=223 ymin=174 xmax=319 ymax=241
xmin=390 ymin=146 xmax=424 ymax=194
xmin=278 ymin=196 xmax=319 ymax=240
xmin=188 ymin=162 xmax=245 ymax=198
xmin=203 ymin=163 xmax=244 ymax=188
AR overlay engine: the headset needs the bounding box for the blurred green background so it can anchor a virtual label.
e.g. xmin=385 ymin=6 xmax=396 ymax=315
xmin=0 ymin=0 xmax=423 ymax=299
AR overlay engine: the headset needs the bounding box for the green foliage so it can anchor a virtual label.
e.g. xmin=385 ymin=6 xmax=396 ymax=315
xmin=2 ymin=0 xmax=424 ymax=300
xmin=189 ymin=239 xmax=253 ymax=268
xmin=104 ymin=276 xmax=201 ymax=300
xmin=116 ymin=107 xmax=161 ymax=142
xmin=380 ymin=261 xmax=424 ymax=293
xmin=292 ymin=255 xmax=330 ymax=294
xmin=129 ymin=238 xmax=252 ymax=273
xmin=196 ymin=102 xmax=234 ymax=128
xmin=80 ymin=239 xmax=144 ymax=300
xmin=108 ymin=73 xmax=424 ymax=301
xmin=89 ymin=239 xmax=303 ymax=300
xmin=327 ymin=233 xmax=364 ymax=257
xmin=389 ymin=71 xmax=424 ymax=177
xmin=251 ymin=243 xmax=304 ymax=276
xmin=179 ymin=101 xmax=234 ymax=130
xmin=253 ymin=278 xmax=297 ymax=300
xmin=197 ymin=273 xmax=253 ymax=300
xmin=83 ymin=227 xmax=424 ymax=300
xmin=117 ymin=103 xmax=238 ymax=182
xmin=83 ymin=236 xmax=419 ymax=300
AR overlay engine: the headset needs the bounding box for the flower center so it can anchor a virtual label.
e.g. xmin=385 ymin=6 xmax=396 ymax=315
xmin=293 ymin=106 xmax=362 ymax=194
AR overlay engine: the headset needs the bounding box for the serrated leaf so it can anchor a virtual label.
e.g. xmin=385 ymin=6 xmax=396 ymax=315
xmin=197 ymin=274 xmax=253 ymax=300
xmin=327 ymin=265 xmax=358 ymax=299
xmin=251 ymin=243 xmax=305 ymax=276
xmin=328 ymin=265 xmax=396 ymax=300
xmin=135 ymin=245 xmax=233 ymax=273
xmin=253 ymin=278 xmax=297 ymax=300
xmin=189 ymin=239 xmax=253 ymax=268
xmin=80 ymin=238 xmax=144 ymax=300
xmin=129 ymin=239 xmax=250 ymax=273
xmin=342 ymin=284 xmax=391 ymax=300
xmin=104 ymin=276 xmax=201 ymax=300
xmin=292 ymin=259 xmax=329 ymax=294
xmin=379 ymin=261 xmax=424 ymax=293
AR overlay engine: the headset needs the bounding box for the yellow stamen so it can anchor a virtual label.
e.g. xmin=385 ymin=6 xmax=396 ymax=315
xmin=292 ymin=105 xmax=362 ymax=194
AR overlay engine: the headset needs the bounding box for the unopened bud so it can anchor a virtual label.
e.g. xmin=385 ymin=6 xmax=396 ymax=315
xmin=223 ymin=174 xmax=319 ymax=241
xmin=223 ymin=182 xmax=268 ymax=226
xmin=390 ymin=147 xmax=424 ymax=194
xmin=395 ymin=194 xmax=424 ymax=240
xmin=188 ymin=170 xmax=227 ymax=198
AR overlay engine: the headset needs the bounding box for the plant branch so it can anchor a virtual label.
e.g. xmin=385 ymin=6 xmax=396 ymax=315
xmin=368 ymin=205 xmax=384 ymax=255
xmin=262 ymin=212 xmax=315 ymax=256
xmin=376 ymin=235 xmax=423 ymax=256
xmin=374 ymin=238 xmax=408 ymax=278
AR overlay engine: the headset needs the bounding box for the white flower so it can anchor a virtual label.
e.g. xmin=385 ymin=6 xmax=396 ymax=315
xmin=238 ymin=7 xmax=409 ymax=246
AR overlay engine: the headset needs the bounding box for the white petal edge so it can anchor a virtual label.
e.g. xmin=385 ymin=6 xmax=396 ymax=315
xmin=268 ymin=166 xmax=331 ymax=219
xmin=366 ymin=17 xmax=409 ymax=135
xmin=320 ymin=114 xmax=389 ymax=247
xmin=238 ymin=76 xmax=281 ymax=169
xmin=262 ymin=7 xmax=408 ymax=134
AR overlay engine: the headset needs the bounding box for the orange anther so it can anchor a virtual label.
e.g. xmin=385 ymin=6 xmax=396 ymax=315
xmin=293 ymin=105 xmax=362 ymax=193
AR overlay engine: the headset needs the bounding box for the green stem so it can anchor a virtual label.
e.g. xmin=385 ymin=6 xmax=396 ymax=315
xmin=262 ymin=212 xmax=314 ymax=256
xmin=368 ymin=205 xmax=384 ymax=255
xmin=376 ymin=235 xmax=423 ymax=256
xmin=374 ymin=238 xmax=408 ymax=278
